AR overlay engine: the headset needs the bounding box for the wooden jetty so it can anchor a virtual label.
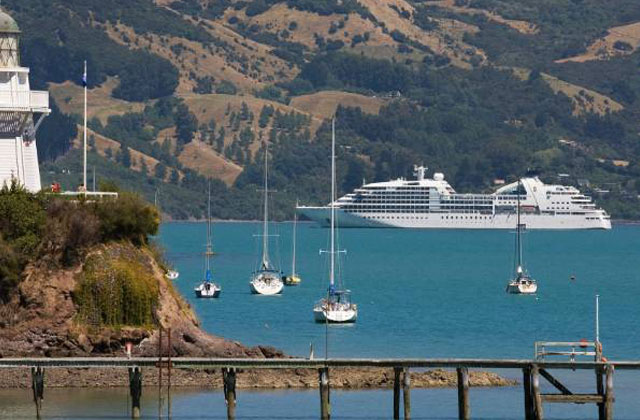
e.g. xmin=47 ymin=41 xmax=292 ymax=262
xmin=0 ymin=354 xmax=636 ymax=419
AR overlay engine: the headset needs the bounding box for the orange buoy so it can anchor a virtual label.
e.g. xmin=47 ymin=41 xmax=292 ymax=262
xmin=579 ymin=339 xmax=589 ymax=348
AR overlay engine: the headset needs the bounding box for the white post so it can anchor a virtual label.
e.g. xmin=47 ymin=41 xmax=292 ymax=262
xmin=83 ymin=60 xmax=87 ymax=193
xmin=596 ymin=294 xmax=600 ymax=344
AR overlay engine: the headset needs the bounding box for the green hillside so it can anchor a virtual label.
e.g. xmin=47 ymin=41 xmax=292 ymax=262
xmin=9 ymin=0 xmax=640 ymax=219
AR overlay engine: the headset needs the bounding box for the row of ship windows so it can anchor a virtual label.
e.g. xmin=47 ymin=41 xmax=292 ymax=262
xmin=362 ymin=215 xmax=492 ymax=220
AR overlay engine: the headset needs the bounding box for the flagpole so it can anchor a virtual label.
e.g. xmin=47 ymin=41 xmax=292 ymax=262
xmin=83 ymin=60 xmax=87 ymax=193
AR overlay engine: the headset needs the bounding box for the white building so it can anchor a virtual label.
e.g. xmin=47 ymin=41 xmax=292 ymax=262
xmin=0 ymin=9 xmax=50 ymax=192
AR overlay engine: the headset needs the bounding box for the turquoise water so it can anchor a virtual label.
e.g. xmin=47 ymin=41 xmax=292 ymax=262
xmin=160 ymin=222 xmax=640 ymax=360
xmin=2 ymin=223 xmax=640 ymax=419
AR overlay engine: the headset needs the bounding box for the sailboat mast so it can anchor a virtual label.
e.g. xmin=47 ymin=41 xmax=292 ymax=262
xmin=206 ymin=181 xmax=213 ymax=272
xmin=330 ymin=119 xmax=336 ymax=287
xmin=292 ymin=201 xmax=297 ymax=276
xmin=262 ymin=143 xmax=269 ymax=268
xmin=516 ymin=179 xmax=522 ymax=269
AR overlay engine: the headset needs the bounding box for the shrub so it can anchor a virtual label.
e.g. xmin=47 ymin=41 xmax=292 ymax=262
xmin=75 ymin=252 xmax=159 ymax=327
xmin=95 ymin=193 xmax=160 ymax=246
xmin=613 ymin=41 xmax=633 ymax=52
xmin=0 ymin=181 xmax=46 ymax=256
xmin=40 ymin=200 xmax=101 ymax=266
xmin=0 ymin=235 xmax=22 ymax=303
xmin=215 ymin=80 xmax=238 ymax=94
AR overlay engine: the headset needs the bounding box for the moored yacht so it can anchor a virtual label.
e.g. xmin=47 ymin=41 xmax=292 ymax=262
xmin=194 ymin=186 xmax=221 ymax=298
xmin=284 ymin=203 xmax=301 ymax=286
xmin=314 ymin=119 xmax=357 ymax=324
xmin=250 ymin=143 xmax=284 ymax=296
xmin=506 ymin=180 xmax=538 ymax=295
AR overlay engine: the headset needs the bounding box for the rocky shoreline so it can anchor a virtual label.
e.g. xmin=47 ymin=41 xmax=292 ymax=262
xmin=0 ymin=367 xmax=516 ymax=389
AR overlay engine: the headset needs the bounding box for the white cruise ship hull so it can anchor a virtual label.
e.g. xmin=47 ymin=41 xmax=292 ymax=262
xmin=299 ymin=207 xmax=611 ymax=230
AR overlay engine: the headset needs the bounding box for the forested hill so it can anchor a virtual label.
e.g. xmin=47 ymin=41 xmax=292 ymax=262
xmin=10 ymin=0 xmax=640 ymax=219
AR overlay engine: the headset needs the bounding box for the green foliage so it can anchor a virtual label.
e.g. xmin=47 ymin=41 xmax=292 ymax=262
xmin=41 ymin=200 xmax=101 ymax=266
xmin=37 ymin=99 xmax=78 ymax=162
xmin=7 ymin=0 xmax=181 ymax=100
xmin=95 ymin=193 xmax=160 ymax=246
xmin=297 ymin=52 xmax=413 ymax=92
xmin=216 ymin=80 xmax=238 ymax=95
xmin=75 ymin=252 xmax=159 ymax=328
xmin=0 ymin=235 xmax=23 ymax=303
xmin=0 ymin=181 xmax=46 ymax=256
xmin=175 ymin=104 xmax=198 ymax=145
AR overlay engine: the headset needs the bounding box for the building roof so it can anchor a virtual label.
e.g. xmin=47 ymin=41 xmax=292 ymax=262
xmin=0 ymin=10 xmax=19 ymax=34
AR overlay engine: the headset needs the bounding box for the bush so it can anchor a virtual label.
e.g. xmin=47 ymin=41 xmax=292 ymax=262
xmin=0 ymin=236 xmax=22 ymax=303
xmin=95 ymin=193 xmax=160 ymax=246
xmin=75 ymin=251 xmax=159 ymax=327
xmin=0 ymin=181 xmax=46 ymax=256
xmin=40 ymin=200 xmax=101 ymax=266
xmin=216 ymin=80 xmax=238 ymax=94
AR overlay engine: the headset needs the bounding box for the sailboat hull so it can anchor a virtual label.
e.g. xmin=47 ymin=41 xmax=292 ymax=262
xmin=194 ymin=283 xmax=221 ymax=298
xmin=250 ymin=272 xmax=284 ymax=295
xmin=506 ymin=281 xmax=537 ymax=295
xmin=313 ymin=306 xmax=357 ymax=323
xmin=284 ymin=275 xmax=301 ymax=286
xmin=165 ymin=271 xmax=179 ymax=280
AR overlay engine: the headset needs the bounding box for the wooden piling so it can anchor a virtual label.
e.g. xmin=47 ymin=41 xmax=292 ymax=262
xmin=319 ymin=367 xmax=330 ymax=419
xmin=167 ymin=328 xmax=172 ymax=392
xmin=128 ymin=367 xmax=142 ymax=419
xmin=158 ymin=328 xmax=163 ymax=392
xmin=402 ymin=368 xmax=411 ymax=420
xmin=223 ymin=368 xmax=237 ymax=420
xmin=596 ymin=365 xmax=605 ymax=420
xmin=523 ymin=366 xmax=534 ymax=420
xmin=393 ymin=367 xmax=401 ymax=420
xmin=31 ymin=367 xmax=44 ymax=419
xmin=457 ymin=367 xmax=470 ymax=420
xmin=531 ymin=365 xmax=543 ymax=420
xmin=604 ymin=364 xmax=614 ymax=420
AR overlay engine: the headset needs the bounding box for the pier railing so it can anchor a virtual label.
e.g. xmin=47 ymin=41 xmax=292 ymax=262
xmin=0 ymin=357 xmax=632 ymax=420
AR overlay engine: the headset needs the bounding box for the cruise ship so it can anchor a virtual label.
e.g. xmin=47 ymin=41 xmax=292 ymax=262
xmin=297 ymin=166 xmax=611 ymax=230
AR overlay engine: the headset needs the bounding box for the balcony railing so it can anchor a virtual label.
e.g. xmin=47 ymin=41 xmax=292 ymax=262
xmin=0 ymin=90 xmax=50 ymax=112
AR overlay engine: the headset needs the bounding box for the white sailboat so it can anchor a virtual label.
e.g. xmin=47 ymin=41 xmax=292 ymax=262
xmin=156 ymin=188 xmax=180 ymax=280
xmin=250 ymin=143 xmax=284 ymax=296
xmin=314 ymin=119 xmax=357 ymax=323
xmin=195 ymin=185 xmax=221 ymax=298
xmin=284 ymin=202 xmax=302 ymax=286
xmin=506 ymin=180 xmax=538 ymax=295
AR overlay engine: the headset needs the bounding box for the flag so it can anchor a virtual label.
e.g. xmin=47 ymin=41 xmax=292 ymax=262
xmin=82 ymin=62 xmax=87 ymax=87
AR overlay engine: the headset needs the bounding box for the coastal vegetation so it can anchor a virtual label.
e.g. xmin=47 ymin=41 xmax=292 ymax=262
xmin=0 ymin=182 xmax=159 ymax=303
xmin=75 ymin=252 xmax=159 ymax=328
xmin=6 ymin=0 xmax=640 ymax=219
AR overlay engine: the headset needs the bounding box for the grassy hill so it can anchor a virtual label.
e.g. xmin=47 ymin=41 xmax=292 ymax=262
xmin=10 ymin=0 xmax=640 ymax=219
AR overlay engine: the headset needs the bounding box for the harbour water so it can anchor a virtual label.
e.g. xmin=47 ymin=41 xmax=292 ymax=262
xmin=2 ymin=223 xmax=640 ymax=419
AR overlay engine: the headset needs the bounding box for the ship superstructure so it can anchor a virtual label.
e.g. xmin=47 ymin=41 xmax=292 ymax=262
xmin=0 ymin=9 xmax=50 ymax=192
xmin=298 ymin=166 xmax=611 ymax=230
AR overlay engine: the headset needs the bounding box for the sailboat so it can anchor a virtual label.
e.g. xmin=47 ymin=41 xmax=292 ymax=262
xmin=506 ymin=180 xmax=538 ymax=295
xmin=250 ymin=143 xmax=284 ymax=296
xmin=313 ymin=119 xmax=357 ymax=323
xmin=194 ymin=185 xmax=221 ymax=298
xmin=156 ymin=188 xmax=180 ymax=280
xmin=284 ymin=202 xmax=302 ymax=286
